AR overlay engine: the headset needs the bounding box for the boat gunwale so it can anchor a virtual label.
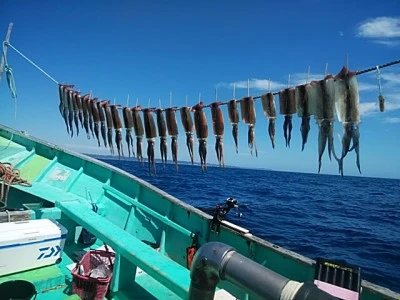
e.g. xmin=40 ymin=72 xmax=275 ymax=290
xmin=1 ymin=124 xmax=399 ymax=299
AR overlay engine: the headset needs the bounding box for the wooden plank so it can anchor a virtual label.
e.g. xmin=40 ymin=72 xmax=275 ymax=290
xmin=0 ymin=209 xmax=30 ymax=223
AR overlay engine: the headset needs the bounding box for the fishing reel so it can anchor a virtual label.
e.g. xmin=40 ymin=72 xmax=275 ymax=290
xmin=210 ymin=197 xmax=242 ymax=234
xmin=225 ymin=197 xmax=242 ymax=218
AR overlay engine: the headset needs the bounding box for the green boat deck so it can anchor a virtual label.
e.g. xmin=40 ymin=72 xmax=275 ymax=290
xmin=0 ymin=237 xmax=188 ymax=300
xmin=0 ymin=125 xmax=399 ymax=299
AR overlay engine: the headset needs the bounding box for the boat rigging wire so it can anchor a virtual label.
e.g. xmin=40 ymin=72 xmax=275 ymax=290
xmin=3 ymin=41 xmax=59 ymax=85
xmin=2 ymin=40 xmax=400 ymax=110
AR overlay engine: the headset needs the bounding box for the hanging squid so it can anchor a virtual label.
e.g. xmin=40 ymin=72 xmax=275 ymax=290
xmin=279 ymin=88 xmax=296 ymax=148
xmin=210 ymin=102 xmax=225 ymax=168
xmin=67 ymin=90 xmax=75 ymax=137
xmin=143 ymin=108 xmax=157 ymax=174
xmin=227 ymin=99 xmax=239 ymax=153
xmin=111 ymin=105 xmax=124 ymax=160
xmin=261 ymin=92 xmax=276 ymax=149
xmin=122 ymin=107 xmax=135 ymax=158
xmin=179 ymin=107 xmax=194 ymax=164
xmin=103 ymin=102 xmax=115 ymax=155
xmin=58 ymin=84 xmax=67 ymax=118
xmin=295 ymin=84 xmax=311 ymax=151
xmin=71 ymin=91 xmax=80 ymax=136
xmin=90 ymin=98 xmax=101 ymax=147
xmin=165 ymin=107 xmax=179 ymax=172
xmin=192 ymin=102 xmax=208 ymax=172
xmin=58 ymin=84 xmax=74 ymax=136
xmin=156 ymin=109 xmax=168 ymax=167
xmin=240 ymin=96 xmax=258 ymax=157
xmin=132 ymin=106 xmax=144 ymax=162
xmin=81 ymin=94 xmax=91 ymax=139
xmin=87 ymin=96 xmax=95 ymax=138
xmin=306 ymin=76 xmax=337 ymax=173
xmin=58 ymin=84 xmax=68 ymax=134
xmin=334 ymin=67 xmax=361 ymax=175
xmin=77 ymin=93 xmax=84 ymax=129
xmin=97 ymin=101 xmax=108 ymax=148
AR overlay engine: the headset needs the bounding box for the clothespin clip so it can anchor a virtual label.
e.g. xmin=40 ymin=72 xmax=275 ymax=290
xmin=376 ymin=66 xmax=385 ymax=112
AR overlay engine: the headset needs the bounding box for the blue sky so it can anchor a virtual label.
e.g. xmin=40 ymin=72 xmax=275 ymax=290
xmin=0 ymin=1 xmax=399 ymax=179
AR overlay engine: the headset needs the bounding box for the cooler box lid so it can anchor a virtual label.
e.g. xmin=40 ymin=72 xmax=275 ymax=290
xmin=0 ymin=219 xmax=67 ymax=247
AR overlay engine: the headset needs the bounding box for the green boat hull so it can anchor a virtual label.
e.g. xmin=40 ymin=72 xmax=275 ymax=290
xmin=0 ymin=124 xmax=398 ymax=300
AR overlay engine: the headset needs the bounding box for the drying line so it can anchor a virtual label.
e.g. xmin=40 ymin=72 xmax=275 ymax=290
xmin=4 ymin=42 xmax=59 ymax=85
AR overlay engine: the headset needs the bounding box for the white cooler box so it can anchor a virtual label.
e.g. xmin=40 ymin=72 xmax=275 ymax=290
xmin=0 ymin=219 xmax=68 ymax=276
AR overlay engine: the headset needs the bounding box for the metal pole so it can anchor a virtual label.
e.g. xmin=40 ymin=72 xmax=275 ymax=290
xmin=0 ymin=22 xmax=13 ymax=84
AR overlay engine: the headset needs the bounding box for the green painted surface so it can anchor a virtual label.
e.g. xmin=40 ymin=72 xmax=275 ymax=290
xmin=63 ymin=295 xmax=82 ymax=300
xmin=19 ymin=155 xmax=51 ymax=182
xmin=56 ymin=200 xmax=191 ymax=299
xmin=0 ymin=148 xmax=31 ymax=166
xmin=0 ymin=136 xmax=24 ymax=150
xmin=0 ymin=265 xmax=65 ymax=294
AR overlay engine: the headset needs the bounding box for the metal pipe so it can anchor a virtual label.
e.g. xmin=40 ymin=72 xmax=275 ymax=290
xmin=189 ymin=242 xmax=338 ymax=300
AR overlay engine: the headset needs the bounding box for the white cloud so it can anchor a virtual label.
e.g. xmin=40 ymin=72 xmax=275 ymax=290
xmin=217 ymin=73 xmax=325 ymax=92
xmin=359 ymin=102 xmax=378 ymax=116
xmin=216 ymin=79 xmax=286 ymax=92
xmin=385 ymin=117 xmax=400 ymax=124
xmin=233 ymin=79 xmax=287 ymax=91
xmin=381 ymin=72 xmax=400 ymax=86
xmin=358 ymin=82 xmax=378 ymax=92
xmin=373 ymin=40 xmax=400 ymax=46
xmin=357 ymin=17 xmax=400 ymax=38
xmin=383 ymin=94 xmax=400 ymax=111
xmin=359 ymin=93 xmax=400 ymax=117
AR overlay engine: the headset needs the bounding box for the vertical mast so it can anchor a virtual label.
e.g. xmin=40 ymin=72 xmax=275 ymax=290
xmin=0 ymin=22 xmax=13 ymax=83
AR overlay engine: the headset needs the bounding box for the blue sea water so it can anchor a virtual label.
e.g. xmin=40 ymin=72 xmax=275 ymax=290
xmin=98 ymin=157 xmax=400 ymax=293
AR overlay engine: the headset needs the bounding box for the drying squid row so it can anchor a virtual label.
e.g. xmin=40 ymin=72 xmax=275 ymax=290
xmin=57 ymin=65 xmax=366 ymax=176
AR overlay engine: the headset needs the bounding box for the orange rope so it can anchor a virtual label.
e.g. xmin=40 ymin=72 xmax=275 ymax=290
xmin=0 ymin=162 xmax=31 ymax=207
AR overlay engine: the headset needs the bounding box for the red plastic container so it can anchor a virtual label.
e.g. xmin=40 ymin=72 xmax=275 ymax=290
xmin=71 ymin=250 xmax=115 ymax=300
